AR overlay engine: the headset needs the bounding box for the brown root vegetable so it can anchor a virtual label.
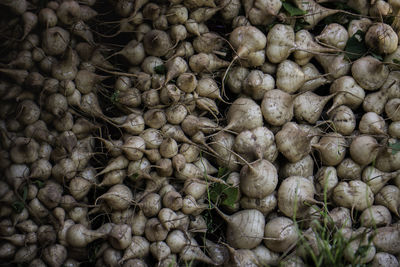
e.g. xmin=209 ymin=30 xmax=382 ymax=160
xmin=216 ymin=208 xmax=265 ymax=249
xmin=275 ymin=122 xmax=312 ymax=163
xmin=360 ymin=205 xmax=392 ymax=227
xmin=375 ymin=185 xmax=400 ymax=216
xmin=365 ymin=23 xmax=398 ymax=55
xmin=372 ymin=226 xmax=400 ymax=254
xmin=264 ymin=216 xmax=297 ymax=253
xmin=371 ymin=252 xmax=399 ymax=267
xmin=349 ymin=135 xmax=380 ymax=166
xmin=332 ymin=180 xmax=374 ymax=211
xmin=278 ymin=176 xmax=315 ymax=218
xmin=351 ymin=56 xmax=389 ymax=91
xmin=312 ymin=133 xmax=347 ymax=166
xmin=240 ymin=159 xmax=278 ymax=199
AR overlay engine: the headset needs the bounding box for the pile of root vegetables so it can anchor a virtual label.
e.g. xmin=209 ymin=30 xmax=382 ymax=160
xmin=2 ymin=0 xmax=400 ymax=266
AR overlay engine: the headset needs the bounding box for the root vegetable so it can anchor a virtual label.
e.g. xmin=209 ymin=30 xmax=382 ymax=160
xmin=372 ymin=226 xmax=400 ymax=254
xmin=252 ymin=245 xmax=280 ymax=266
xmin=210 ymin=131 xmax=239 ymax=171
xmin=145 ymin=218 xmax=169 ymax=242
xmin=0 ymin=68 xmax=28 ymax=86
xmin=371 ymin=252 xmax=399 ymax=267
xmin=329 ymin=105 xmax=356 ymax=136
xmin=180 ymin=238 xmax=216 ymax=265
xmin=294 ymin=29 xmax=336 ymax=66
xmin=328 ymin=76 xmax=365 ymax=113
xmin=365 ymin=23 xmax=398 ymax=54
xmin=362 ymin=167 xmax=399 ymax=194
xmin=332 ymin=180 xmax=374 ymax=211
xmin=96 ymin=184 xmax=133 ymax=211
xmin=375 ymin=139 xmax=400 ymax=172
xmin=233 ymin=127 xmax=277 ymax=163
xmin=240 ymin=159 xmax=278 ymax=199
xmin=14 ymin=244 xmax=37 ymax=263
xmin=119 ymin=236 xmax=150 ymax=264
xmin=1 ymin=0 xmax=27 ymax=15
xmin=162 ymin=190 xmax=183 ymax=211
xmin=276 ymin=60 xmax=305 ymax=94
xmin=336 ymin=158 xmax=361 ymax=180
xmin=216 ymin=208 xmax=265 ymax=249
xmin=150 ymin=241 xmax=171 ymax=262
xmin=103 ymin=247 xmax=122 ymax=267
xmin=375 ymin=185 xmax=400 ymax=216
xmin=349 ymin=135 xmax=380 ymax=166
xmin=329 ymin=207 xmax=352 ymax=228
xmin=139 ymin=193 xmax=161 ymax=217
xmin=57 ymin=0 xmax=80 ymax=25
xmin=312 ymin=133 xmax=347 ymax=166
xmin=316 ymin=23 xmax=348 ymax=50
xmin=71 ymin=20 xmax=95 ymax=45
xmin=109 ymin=224 xmax=132 ymax=250
xmin=240 ymin=193 xmax=277 ymax=216
xmin=42 ymin=27 xmax=70 ymax=56
xmin=189 ymin=52 xmax=229 ymax=73
xmin=278 ymin=176 xmax=315 ymax=218
xmin=243 ymin=70 xmax=274 ymax=100
xmin=348 ymin=18 xmax=372 ymax=37
xmin=66 ymin=224 xmax=106 ymax=247
xmin=292 ymin=0 xmax=338 ymax=29
xmin=193 ymin=32 xmax=224 ymax=54
xmin=300 ymin=63 xmax=330 ymax=92
xmin=264 ymin=217 xmax=297 ymax=253
xmin=183 ymin=179 xmax=207 ymax=200
xmin=389 ymin=121 xmax=400 ymax=137
xmin=42 ymin=244 xmax=67 ymax=267
xmin=143 ymin=30 xmax=173 ymax=57
xmin=51 ymin=158 xmax=77 ymax=182
xmin=194 ymin=157 xmax=217 ymax=175
xmin=122 ymin=136 xmax=145 ymax=161
xmin=275 ymin=122 xmax=312 ymax=163
xmin=261 ymin=89 xmax=294 ymax=126
xmin=266 ymin=24 xmax=295 ymax=63
xmin=229 ymin=25 xmax=266 ymax=59
xmin=294 ymin=92 xmax=334 ymax=124
xmin=316 ymin=166 xmax=338 ymax=197
xmin=280 ymin=155 xmax=314 ymax=179
xmin=359 ymin=112 xmax=386 ymax=135
xmin=360 ymin=205 xmax=392 ymax=227
xmin=352 ymin=56 xmax=389 ymax=91
xmin=344 ymin=229 xmax=376 ymax=264
xmin=385 ymin=98 xmax=400 ymax=121
xmin=315 ymin=53 xmax=350 ymax=79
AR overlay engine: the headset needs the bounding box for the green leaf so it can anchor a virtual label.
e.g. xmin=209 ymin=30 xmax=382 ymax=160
xmin=209 ymin=183 xmax=222 ymax=204
xmin=154 ymin=64 xmax=167 ymax=75
xmin=389 ymin=141 xmax=400 ymax=154
xmin=208 ymin=167 xmax=238 ymax=208
xmin=370 ymin=52 xmax=383 ymax=61
xmin=130 ymin=173 xmax=139 ymax=180
xmin=344 ymin=30 xmax=367 ymax=61
xmin=384 ymin=15 xmax=395 ymax=25
xmin=221 ymin=187 xmax=239 ymax=207
xmin=12 ymin=201 xmax=25 ymax=213
xmin=217 ymin=167 xmax=229 ymax=178
xmin=393 ymin=59 xmax=400 ymax=64
xmin=282 ymin=2 xmax=306 ymax=16
xmin=294 ymin=19 xmax=310 ymax=32
xmin=209 ymin=183 xmax=239 ymax=208
xmin=356 ymin=245 xmax=370 ymax=257
xmin=32 ymin=180 xmax=45 ymax=189
xmin=110 ymin=90 xmax=119 ymax=104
